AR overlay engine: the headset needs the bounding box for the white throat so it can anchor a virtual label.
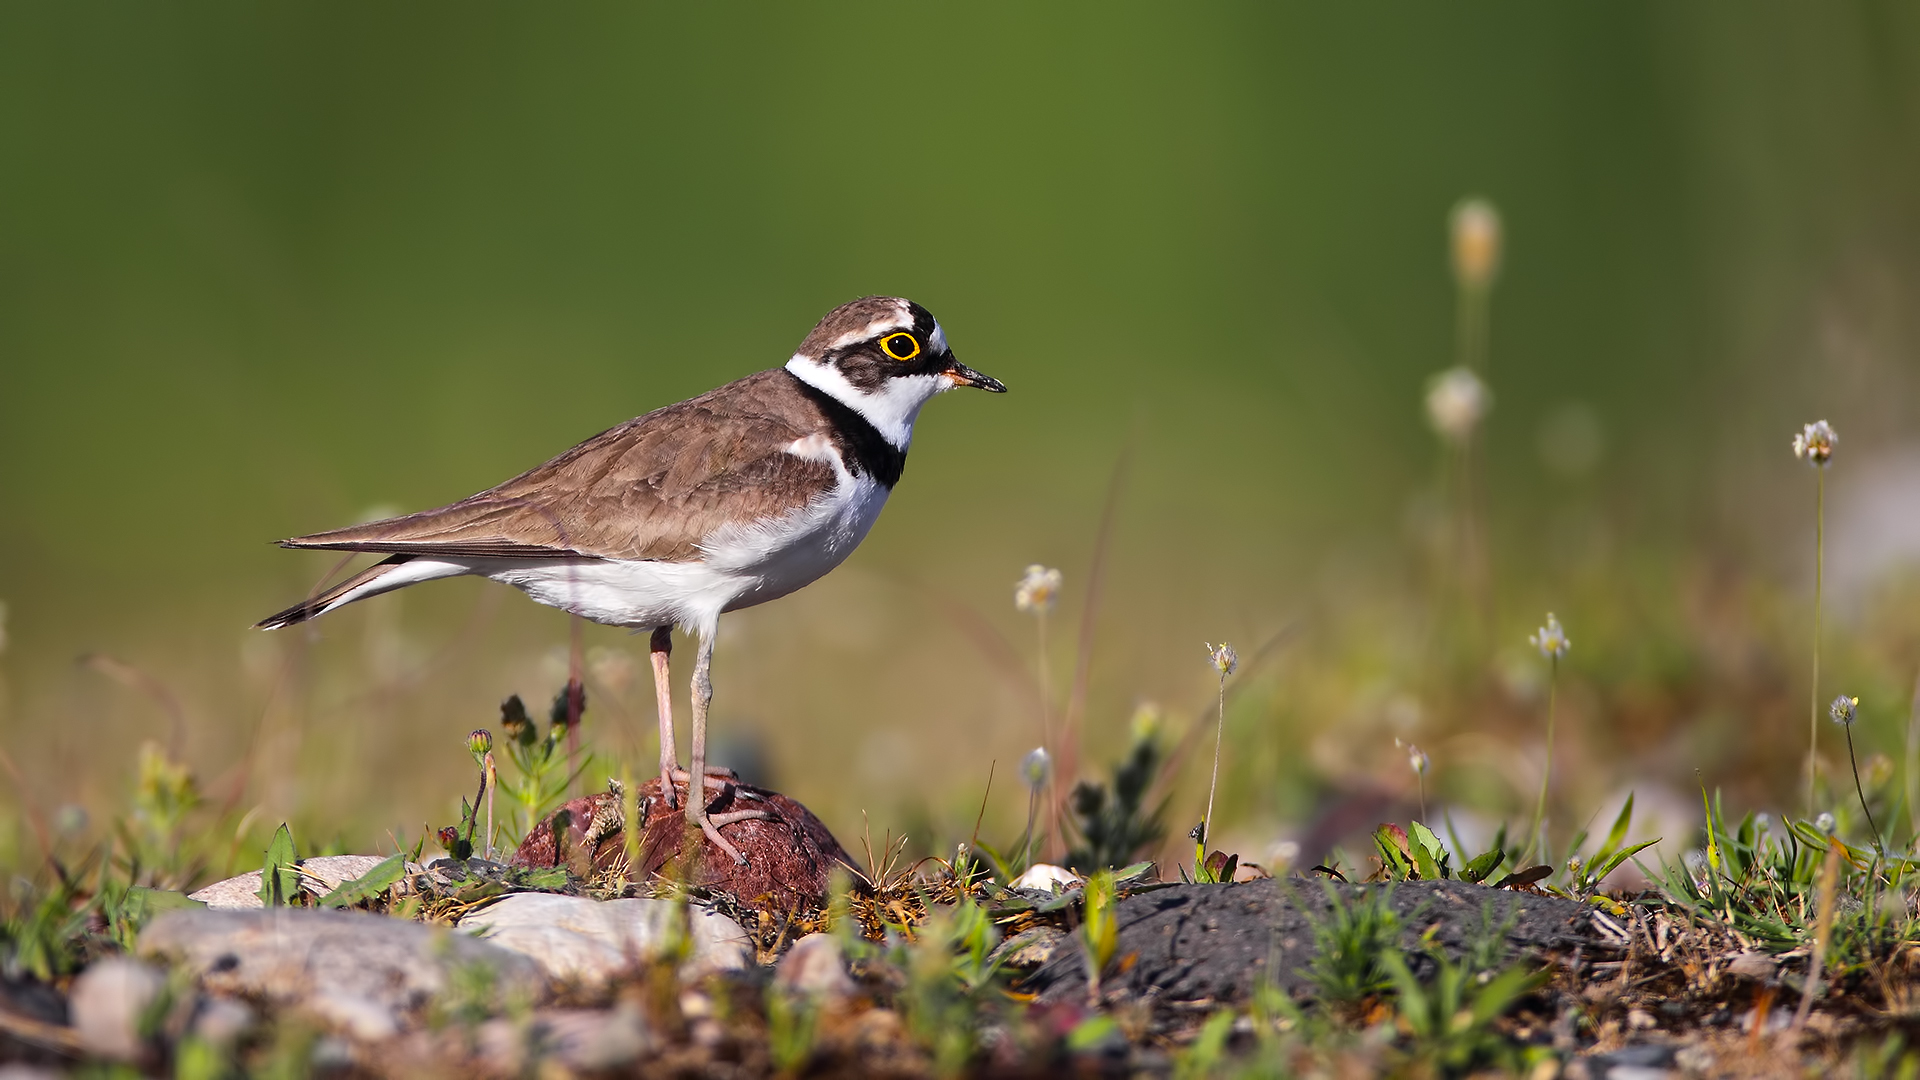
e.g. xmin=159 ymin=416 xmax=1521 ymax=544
xmin=784 ymin=355 xmax=947 ymax=450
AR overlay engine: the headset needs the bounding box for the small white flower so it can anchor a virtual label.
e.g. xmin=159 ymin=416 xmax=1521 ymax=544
xmin=1830 ymin=694 xmax=1860 ymax=727
xmin=1529 ymin=613 xmax=1571 ymax=660
xmin=1816 ymin=812 xmax=1836 ymax=835
xmin=1425 ymin=366 xmax=1491 ymax=443
xmin=1014 ymin=565 xmax=1062 ymax=614
xmin=1792 ymin=420 xmax=1836 ymax=467
xmin=1406 ymin=743 xmax=1430 ymax=777
xmin=1020 ymin=746 xmax=1051 ymax=790
xmin=1205 ymin=642 xmax=1239 ymax=677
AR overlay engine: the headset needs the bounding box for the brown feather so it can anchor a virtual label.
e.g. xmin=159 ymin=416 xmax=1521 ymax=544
xmin=279 ymin=370 xmax=843 ymax=563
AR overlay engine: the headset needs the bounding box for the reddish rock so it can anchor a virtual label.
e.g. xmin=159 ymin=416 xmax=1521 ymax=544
xmin=511 ymin=778 xmax=858 ymax=913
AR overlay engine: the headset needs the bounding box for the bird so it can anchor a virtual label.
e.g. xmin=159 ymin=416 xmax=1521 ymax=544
xmin=256 ymin=296 xmax=1006 ymax=862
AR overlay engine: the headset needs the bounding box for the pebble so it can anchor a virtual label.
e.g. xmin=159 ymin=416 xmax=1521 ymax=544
xmin=774 ymin=933 xmax=856 ymax=1001
xmin=187 ymin=855 xmax=415 ymax=910
xmin=458 ymin=893 xmax=750 ymax=984
xmin=1011 ymin=864 xmax=1081 ymax=892
xmin=68 ymin=957 xmax=165 ymax=1061
xmin=138 ymin=907 xmax=542 ymax=1032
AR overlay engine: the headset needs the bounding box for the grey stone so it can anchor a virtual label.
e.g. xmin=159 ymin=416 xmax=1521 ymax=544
xmin=458 ymin=893 xmax=750 ymax=984
xmin=190 ymin=997 xmax=256 ymax=1047
xmin=188 ymin=855 xmax=415 ymax=910
xmin=472 ymin=1006 xmax=653 ymax=1073
xmin=138 ymin=907 xmax=542 ymax=1029
xmin=68 ymin=957 xmax=165 ymax=1061
xmin=774 ymin=933 xmax=855 ymax=1001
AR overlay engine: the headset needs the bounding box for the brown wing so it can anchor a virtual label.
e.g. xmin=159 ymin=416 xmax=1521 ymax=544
xmin=280 ymin=370 xmax=837 ymax=563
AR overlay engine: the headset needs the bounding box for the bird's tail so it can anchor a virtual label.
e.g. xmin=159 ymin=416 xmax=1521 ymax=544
xmin=255 ymin=555 xmax=462 ymax=630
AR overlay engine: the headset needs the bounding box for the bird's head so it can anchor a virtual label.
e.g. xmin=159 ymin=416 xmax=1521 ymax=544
xmin=785 ymin=296 xmax=1005 ymax=449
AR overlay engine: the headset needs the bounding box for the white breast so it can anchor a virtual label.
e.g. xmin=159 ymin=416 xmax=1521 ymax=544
xmin=472 ymin=433 xmax=890 ymax=635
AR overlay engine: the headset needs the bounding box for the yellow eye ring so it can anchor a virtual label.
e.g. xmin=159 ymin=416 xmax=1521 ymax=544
xmin=880 ymin=332 xmax=921 ymax=361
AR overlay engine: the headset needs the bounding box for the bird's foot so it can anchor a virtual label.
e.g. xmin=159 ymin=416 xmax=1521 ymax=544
xmin=697 ymin=813 xmax=750 ymax=864
xmin=667 ymin=766 xmax=750 ymax=790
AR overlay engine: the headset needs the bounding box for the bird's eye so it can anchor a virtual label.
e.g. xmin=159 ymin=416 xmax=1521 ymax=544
xmin=879 ymin=332 xmax=921 ymax=362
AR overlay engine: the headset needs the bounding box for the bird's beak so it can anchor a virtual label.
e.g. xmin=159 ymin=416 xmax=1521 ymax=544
xmin=944 ymin=358 xmax=1008 ymax=393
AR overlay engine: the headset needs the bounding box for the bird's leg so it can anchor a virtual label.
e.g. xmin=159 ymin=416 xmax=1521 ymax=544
xmin=650 ymin=626 xmax=679 ymax=810
xmin=687 ymin=631 xmax=750 ymax=864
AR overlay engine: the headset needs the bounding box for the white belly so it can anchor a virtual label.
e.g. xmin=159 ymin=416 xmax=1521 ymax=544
xmin=475 ymin=473 xmax=890 ymax=634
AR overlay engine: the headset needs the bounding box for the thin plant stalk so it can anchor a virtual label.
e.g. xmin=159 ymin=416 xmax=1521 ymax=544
xmin=1035 ymin=608 xmax=1056 ymax=861
xmin=1808 ymin=468 xmax=1825 ymax=819
xmin=1416 ymin=771 xmax=1428 ymax=821
xmin=1203 ymin=671 xmax=1226 ymax=847
xmin=1531 ymin=656 xmax=1558 ymax=864
xmin=1020 ymin=787 xmax=1040 ymax=873
xmin=1846 ymin=723 xmax=1882 ymax=855
xmin=484 ymin=753 xmax=497 ymax=861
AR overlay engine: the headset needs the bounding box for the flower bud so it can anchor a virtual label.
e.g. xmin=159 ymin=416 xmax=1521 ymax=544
xmin=1450 ymin=198 xmax=1502 ymax=291
xmin=500 ymin=695 xmax=535 ymax=745
xmin=467 ymin=729 xmax=493 ymax=756
xmin=1021 ymin=747 xmax=1052 ymax=791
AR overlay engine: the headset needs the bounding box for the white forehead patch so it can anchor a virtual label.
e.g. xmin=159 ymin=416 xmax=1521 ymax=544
xmin=827 ymin=300 xmax=914 ymax=350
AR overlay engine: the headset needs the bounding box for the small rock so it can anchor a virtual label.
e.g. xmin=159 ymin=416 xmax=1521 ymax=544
xmin=139 ymin=907 xmax=542 ymax=1026
xmin=542 ymin=1006 xmax=652 ymax=1070
xmin=1011 ymin=864 xmax=1081 ymax=892
xmin=1726 ymin=950 xmax=1777 ymax=980
xmin=305 ymin=991 xmax=400 ymax=1042
xmin=69 ymin=957 xmax=165 ymax=1061
xmin=188 ymin=855 xmax=414 ymax=910
xmin=458 ymin=893 xmax=750 ymax=985
xmin=1626 ymin=1007 xmax=1657 ymax=1029
xmin=775 ymin=934 xmax=855 ymax=1001
xmin=991 ymin=926 xmax=1067 ymax=969
xmin=1673 ymin=1045 xmax=1714 ymax=1075
xmin=190 ymin=997 xmax=256 ymax=1047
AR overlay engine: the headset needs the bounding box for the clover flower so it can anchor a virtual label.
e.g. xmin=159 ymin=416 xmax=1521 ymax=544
xmin=1793 ymin=420 xmax=1836 ymax=467
xmin=1206 ymin=642 xmax=1239 ymax=677
xmin=1015 ymin=565 xmax=1062 ymax=614
xmin=1425 ymin=366 xmax=1491 ymax=443
xmin=1529 ymin=613 xmax=1570 ymax=660
xmin=1830 ymin=694 xmax=1859 ymax=727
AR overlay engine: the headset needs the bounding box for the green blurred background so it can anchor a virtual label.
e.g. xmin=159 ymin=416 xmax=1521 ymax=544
xmin=5 ymin=3 xmax=1920 ymax=875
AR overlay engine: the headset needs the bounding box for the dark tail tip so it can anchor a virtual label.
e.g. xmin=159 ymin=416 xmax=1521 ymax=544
xmin=254 ymin=601 xmax=321 ymax=631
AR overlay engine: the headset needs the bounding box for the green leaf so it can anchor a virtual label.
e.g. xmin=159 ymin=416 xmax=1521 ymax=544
xmin=1374 ymin=825 xmax=1415 ymax=880
xmin=1468 ymin=965 xmax=1551 ymax=1025
xmin=1593 ymin=838 xmax=1661 ymax=883
xmin=1409 ymin=822 xmax=1445 ymax=881
xmin=318 ymin=854 xmax=407 ymax=908
xmin=1463 ymin=845 xmax=1506 ymax=884
xmin=1595 ymin=794 xmax=1635 ymax=864
xmin=258 ymin=823 xmax=301 ymax=908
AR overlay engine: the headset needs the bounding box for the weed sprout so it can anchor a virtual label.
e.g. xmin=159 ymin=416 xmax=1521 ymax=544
xmin=1831 ymin=694 xmax=1881 ymax=851
xmin=1199 ymin=642 xmax=1237 ymax=862
xmin=1795 ymin=419 xmax=1836 ymax=816
xmin=1527 ymin=614 xmax=1569 ymax=862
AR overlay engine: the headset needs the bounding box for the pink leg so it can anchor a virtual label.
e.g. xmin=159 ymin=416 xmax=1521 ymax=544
xmin=650 ymin=627 xmax=678 ymax=810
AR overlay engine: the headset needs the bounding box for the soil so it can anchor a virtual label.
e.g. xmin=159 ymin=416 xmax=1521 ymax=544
xmin=1025 ymin=877 xmax=1618 ymax=1004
